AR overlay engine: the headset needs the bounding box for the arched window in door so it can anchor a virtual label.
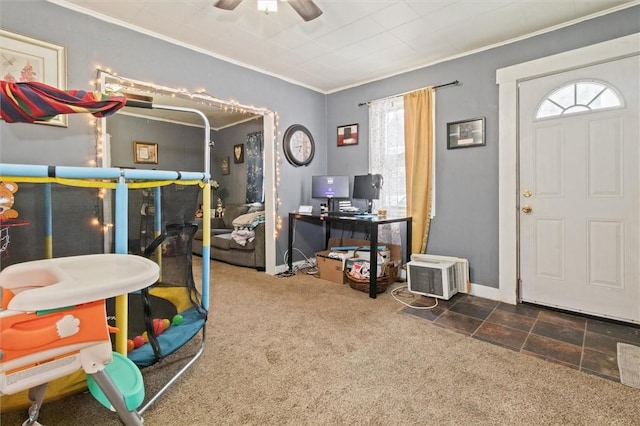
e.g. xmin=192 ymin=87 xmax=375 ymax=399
xmin=535 ymin=80 xmax=623 ymax=119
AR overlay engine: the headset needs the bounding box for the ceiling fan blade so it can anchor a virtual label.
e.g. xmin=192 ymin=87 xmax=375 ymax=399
xmin=288 ymin=0 xmax=323 ymax=21
xmin=213 ymin=0 xmax=243 ymax=11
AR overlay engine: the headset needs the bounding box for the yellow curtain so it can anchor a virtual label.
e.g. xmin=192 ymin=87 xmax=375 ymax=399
xmin=403 ymin=87 xmax=434 ymax=254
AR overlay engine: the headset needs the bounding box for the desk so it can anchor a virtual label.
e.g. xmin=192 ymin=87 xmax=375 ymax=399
xmin=288 ymin=213 xmax=412 ymax=298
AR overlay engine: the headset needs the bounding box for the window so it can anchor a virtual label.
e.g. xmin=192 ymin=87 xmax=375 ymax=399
xmin=536 ymin=81 xmax=623 ymax=119
xmin=369 ymin=97 xmax=406 ymax=217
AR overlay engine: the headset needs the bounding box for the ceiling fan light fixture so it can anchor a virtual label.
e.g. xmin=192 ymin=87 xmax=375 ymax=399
xmin=214 ymin=0 xmax=322 ymax=21
xmin=257 ymin=0 xmax=278 ymax=14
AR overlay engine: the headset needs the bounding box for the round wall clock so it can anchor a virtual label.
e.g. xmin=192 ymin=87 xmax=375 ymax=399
xmin=283 ymin=124 xmax=315 ymax=167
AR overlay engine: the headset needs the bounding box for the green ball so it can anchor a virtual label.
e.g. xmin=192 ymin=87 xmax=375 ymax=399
xmin=172 ymin=314 xmax=184 ymax=326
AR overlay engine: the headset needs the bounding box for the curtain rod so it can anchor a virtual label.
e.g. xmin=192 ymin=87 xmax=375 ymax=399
xmin=358 ymin=80 xmax=459 ymax=107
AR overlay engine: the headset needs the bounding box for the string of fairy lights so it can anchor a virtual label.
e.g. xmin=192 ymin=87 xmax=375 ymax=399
xmin=89 ymin=68 xmax=284 ymax=237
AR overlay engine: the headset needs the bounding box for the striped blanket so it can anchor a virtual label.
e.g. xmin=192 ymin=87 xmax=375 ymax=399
xmin=0 ymin=80 xmax=126 ymax=123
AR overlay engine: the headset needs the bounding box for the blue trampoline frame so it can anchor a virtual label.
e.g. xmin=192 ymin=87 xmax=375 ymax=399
xmin=0 ymin=102 xmax=213 ymax=416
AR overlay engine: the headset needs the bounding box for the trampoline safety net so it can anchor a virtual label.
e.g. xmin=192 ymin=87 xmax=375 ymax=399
xmin=108 ymin=183 xmax=207 ymax=368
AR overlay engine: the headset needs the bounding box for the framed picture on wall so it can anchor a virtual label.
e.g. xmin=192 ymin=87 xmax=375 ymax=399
xmin=133 ymin=141 xmax=158 ymax=164
xmin=337 ymin=123 xmax=358 ymax=146
xmin=0 ymin=29 xmax=67 ymax=127
xmin=233 ymin=144 xmax=244 ymax=163
xmin=447 ymin=117 xmax=485 ymax=149
xmin=221 ymin=156 xmax=230 ymax=175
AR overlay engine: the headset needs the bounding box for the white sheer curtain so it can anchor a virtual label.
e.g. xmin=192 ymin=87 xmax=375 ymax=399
xmin=369 ymin=96 xmax=405 ymax=245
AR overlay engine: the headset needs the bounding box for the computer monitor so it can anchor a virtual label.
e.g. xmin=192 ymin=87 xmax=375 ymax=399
xmin=353 ymin=174 xmax=382 ymax=213
xmin=311 ymin=175 xmax=350 ymax=199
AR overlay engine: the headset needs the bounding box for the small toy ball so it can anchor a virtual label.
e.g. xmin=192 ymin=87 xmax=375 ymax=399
xmin=153 ymin=318 xmax=167 ymax=335
xmin=133 ymin=335 xmax=145 ymax=348
xmin=162 ymin=318 xmax=171 ymax=329
xmin=142 ymin=331 xmax=148 ymax=342
xmin=126 ymin=339 xmax=135 ymax=353
xmin=172 ymin=314 xmax=184 ymax=326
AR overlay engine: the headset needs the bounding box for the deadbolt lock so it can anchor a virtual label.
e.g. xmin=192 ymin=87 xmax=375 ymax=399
xmin=523 ymin=189 xmax=532 ymax=198
xmin=521 ymin=204 xmax=532 ymax=213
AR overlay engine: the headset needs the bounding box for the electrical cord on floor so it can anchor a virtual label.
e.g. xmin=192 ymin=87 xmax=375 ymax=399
xmin=277 ymin=219 xmax=305 ymax=277
xmin=391 ymin=284 xmax=439 ymax=309
xmin=301 ymin=263 xmax=319 ymax=275
xmin=276 ymin=268 xmax=298 ymax=278
xmin=278 ymin=247 xmax=317 ymax=278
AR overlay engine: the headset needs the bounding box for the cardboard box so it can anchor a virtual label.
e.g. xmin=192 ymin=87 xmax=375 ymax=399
xmin=316 ymin=250 xmax=347 ymax=284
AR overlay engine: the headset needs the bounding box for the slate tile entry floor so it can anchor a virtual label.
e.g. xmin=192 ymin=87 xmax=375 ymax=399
xmin=401 ymin=292 xmax=640 ymax=382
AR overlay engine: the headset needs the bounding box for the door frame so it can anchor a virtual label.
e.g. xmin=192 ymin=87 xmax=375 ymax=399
xmin=496 ymin=33 xmax=640 ymax=304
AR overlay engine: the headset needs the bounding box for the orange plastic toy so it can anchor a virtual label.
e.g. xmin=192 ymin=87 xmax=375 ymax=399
xmin=0 ymin=254 xmax=159 ymax=425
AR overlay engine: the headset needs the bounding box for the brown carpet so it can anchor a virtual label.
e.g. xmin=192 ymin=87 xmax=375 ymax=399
xmin=2 ymin=258 xmax=640 ymax=425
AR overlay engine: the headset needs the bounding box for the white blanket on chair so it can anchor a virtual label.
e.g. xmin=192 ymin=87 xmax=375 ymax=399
xmin=230 ymin=211 xmax=263 ymax=245
xmin=231 ymin=228 xmax=255 ymax=246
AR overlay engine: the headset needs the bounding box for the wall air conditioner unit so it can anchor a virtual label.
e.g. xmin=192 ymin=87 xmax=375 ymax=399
xmin=407 ymin=254 xmax=470 ymax=300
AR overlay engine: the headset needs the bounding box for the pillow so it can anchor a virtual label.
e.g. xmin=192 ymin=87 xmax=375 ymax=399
xmin=222 ymin=204 xmax=250 ymax=228
xmin=232 ymin=211 xmax=264 ymax=229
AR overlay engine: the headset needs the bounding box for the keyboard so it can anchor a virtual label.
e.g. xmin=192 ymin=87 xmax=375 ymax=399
xmin=326 ymin=210 xmax=363 ymax=217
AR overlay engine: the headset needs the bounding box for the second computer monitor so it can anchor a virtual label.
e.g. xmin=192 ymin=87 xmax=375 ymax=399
xmin=353 ymin=174 xmax=382 ymax=213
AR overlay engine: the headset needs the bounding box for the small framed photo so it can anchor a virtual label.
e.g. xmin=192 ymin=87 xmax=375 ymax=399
xmin=447 ymin=118 xmax=485 ymax=149
xmin=221 ymin=156 xmax=230 ymax=175
xmin=337 ymin=123 xmax=358 ymax=146
xmin=0 ymin=30 xmax=67 ymax=127
xmin=133 ymin=141 xmax=158 ymax=164
xmin=233 ymin=144 xmax=244 ymax=163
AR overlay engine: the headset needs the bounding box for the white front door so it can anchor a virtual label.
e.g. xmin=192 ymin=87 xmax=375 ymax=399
xmin=518 ymin=55 xmax=640 ymax=323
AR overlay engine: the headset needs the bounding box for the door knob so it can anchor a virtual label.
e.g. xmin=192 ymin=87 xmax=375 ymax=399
xmin=521 ymin=204 xmax=532 ymax=213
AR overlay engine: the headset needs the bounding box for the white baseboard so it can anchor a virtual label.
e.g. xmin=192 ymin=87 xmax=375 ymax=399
xmin=271 ymin=267 xmax=507 ymax=305
xmin=466 ymin=282 xmax=503 ymax=302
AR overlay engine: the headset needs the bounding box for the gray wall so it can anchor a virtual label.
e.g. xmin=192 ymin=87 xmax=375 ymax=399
xmin=108 ymin=115 xmax=204 ymax=171
xmin=326 ymin=6 xmax=640 ymax=287
xmin=109 ymin=114 xmax=265 ymax=206
xmin=108 ymin=115 xmax=205 ymax=242
xmin=214 ymin=118 xmax=264 ymax=205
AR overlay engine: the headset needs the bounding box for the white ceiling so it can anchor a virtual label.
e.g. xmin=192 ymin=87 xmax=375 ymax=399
xmin=50 ymin=0 xmax=638 ymax=94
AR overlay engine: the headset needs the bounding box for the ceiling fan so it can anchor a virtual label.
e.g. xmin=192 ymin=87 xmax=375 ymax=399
xmin=213 ymin=0 xmax=323 ymax=22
